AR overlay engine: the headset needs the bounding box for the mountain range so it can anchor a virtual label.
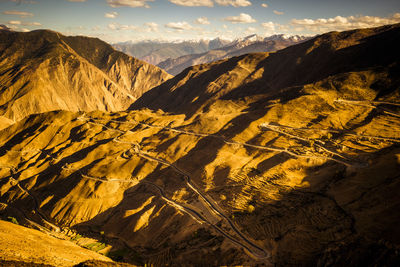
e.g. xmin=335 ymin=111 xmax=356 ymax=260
xmin=0 ymin=24 xmax=399 ymax=266
xmin=157 ymin=34 xmax=310 ymax=75
xmin=113 ymin=38 xmax=230 ymax=65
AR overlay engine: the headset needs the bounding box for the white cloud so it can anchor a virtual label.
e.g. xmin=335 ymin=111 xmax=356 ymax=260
xmin=261 ymin=21 xmax=275 ymax=31
xmin=194 ymin=17 xmax=210 ymax=25
xmin=108 ymin=22 xmax=137 ymax=30
xmin=105 ymin=11 xmax=118 ymax=18
xmin=7 ymin=24 xmax=19 ymax=31
xmin=65 ymin=25 xmax=86 ymax=32
xmin=261 ymin=3 xmax=267 ymax=8
xmin=8 ymin=20 xmax=21 ymax=25
xmin=2 ymin=10 xmax=34 ymax=17
xmin=91 ymin=25 xmax=101 ymax=31
xmin=108 ymin=23 xmax=118 ymax=30
xmin=215 ymin=0 xmax=251 ymax=7
xmin=165 ymin=21 xmax=193 ymax=30
xmin=7 ymin=20 xmax=41 ymax=26
xmin=144 ymin=22 xmax=158 ymax=32
xmin=261 ymin=22 xmax=290 ymax=34
xmin=107 ymin=22 xmax=159 ymax=33
xmin=68 ymin=0 xmax=87 ymax=2
xmin=168 ymin=0 xmax=213 ymax=7
xmin=107 ymin=0 xmax=154 ymax=8
xmin=244 ymin=26 xmax=256 ymax=34
xmin=291 ymin=13 xmax=400 ymax=33
xmin=273 ymin=10 xmax=284 ymax=15
xmin=224 ymin=13 xmax=256 ymax=24
xmin=278 ymin=24 xmax=290 ymax=32
xmin=9 ymin=0 xmax=37 ymax=3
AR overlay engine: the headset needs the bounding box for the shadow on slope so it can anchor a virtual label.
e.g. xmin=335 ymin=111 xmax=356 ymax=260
xmin=228 ymin=145 xmax=400 ymax=266
xmin=131 ymin=23 xmax=400 ymax=118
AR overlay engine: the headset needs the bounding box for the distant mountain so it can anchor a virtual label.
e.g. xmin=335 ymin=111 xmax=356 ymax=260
xmin=157 ymin=34 xmax=310 ymax=75
xmin=133 ymin=25 xmax=399 ymax=116
xmin=113 ymin=38 xmax=231 ymax=65
xmin=0 ymin=25 xmax=10 ymax=31
xmin=0 ymin=30 xmax=171 ymax=123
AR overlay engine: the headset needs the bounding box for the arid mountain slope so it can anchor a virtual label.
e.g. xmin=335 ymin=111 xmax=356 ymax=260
xmin=0 ymin=30 xmax=171 ymax=123
xmin=157 ymin=35 xmax=309 ymax=75
xmin=0 ymin=220 xmax=113 ymax=266
xmin=133 ymin=24 xmax=400 ymax=117
xmin=0 ymin=24 xmax=400 ymax=266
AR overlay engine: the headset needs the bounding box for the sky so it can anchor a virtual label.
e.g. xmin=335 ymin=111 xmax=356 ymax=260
xmin=1 ymin=0 xmax=400 ymax=43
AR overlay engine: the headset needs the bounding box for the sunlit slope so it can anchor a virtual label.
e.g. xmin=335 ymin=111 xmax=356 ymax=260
xmin=0 ymin=220 xmax=113 ymax=266
xmin=132 ymin=23 xmax=400 ymax=117
xmin=1 ymin=77 xmax=399 ymax=265
xmin=0 ymin=24 xmax=400 ymax=266
xmin=0 ymin=30 xmax=171 ymax=122
xmin=0 ymin=110 xmax=253 ymax=265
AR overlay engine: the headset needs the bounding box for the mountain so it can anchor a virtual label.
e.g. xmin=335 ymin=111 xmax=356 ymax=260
xmin=0 ymin=30 xmax=171 ymax=123
xmin=113 ymin=38 xmax=231 ymax=65
xmin=0 ymin=25 xmax=10 ymax=31
xmin=1 ymin=24 xmax=400 ymax=266
xmin=0 ymin=220 xmax=115 ymax=266
xmin=113 ymin=35 xmax=308 ymax=74
xmin=133 ymin=27 xmax=399 ymax=114
xmin=157 ymin=34 xmax=310 ymax=75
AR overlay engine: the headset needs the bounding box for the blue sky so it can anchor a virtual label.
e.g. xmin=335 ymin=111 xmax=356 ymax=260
xmin=1 ymin=0 xmax=400 ymax=43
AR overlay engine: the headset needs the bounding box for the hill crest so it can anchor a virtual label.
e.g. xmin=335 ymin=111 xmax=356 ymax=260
xmin=0 ymin=29 xmax=172 ymax=123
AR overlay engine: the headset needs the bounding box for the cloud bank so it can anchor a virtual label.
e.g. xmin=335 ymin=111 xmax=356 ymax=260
xmin=224 ymin=13 xmax=256 ymax=24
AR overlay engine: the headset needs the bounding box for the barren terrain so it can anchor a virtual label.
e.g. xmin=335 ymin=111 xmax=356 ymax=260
xmin=0 ymin=24 xmax=399 ymax=266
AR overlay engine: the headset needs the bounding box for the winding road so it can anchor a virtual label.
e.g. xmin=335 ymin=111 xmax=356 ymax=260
xmin=87 ymin=115 xmax=356 ymax=167
xmin=77 ymin=111 xmax=390 ymax=256
xmin=2 ymin=99 xmax=399 ymax=262
xmin=1 ymin=163 xmax=60 ymax=232
xmin=60 ymin=143 xmax=268 ymax=259
xmin=7 ymin=105 xmax=393 ymax=259
xmin=335 ymin=99 xmax=400 ymax=118
xmin=79 ymin=115 xmax=270 ymax=259
xmin=259 ymin=123 xmax=400 ymax=143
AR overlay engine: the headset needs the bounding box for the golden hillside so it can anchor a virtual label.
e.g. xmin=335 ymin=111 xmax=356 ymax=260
xmin=0 ymin=219 xmax=114 ymax=266
xmin=0 ymin=30 xmax=172 ymax=123
xmin=0 ymin=24 xmax=400 ymax=266
xmin=133 ymin=23 xmax=400 ymax=117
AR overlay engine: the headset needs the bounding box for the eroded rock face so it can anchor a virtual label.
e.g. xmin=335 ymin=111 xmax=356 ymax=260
xmin=0 ymin=24 xmax=399 ymax=266
xmin=0 ymin=30 xmax=172 ymax=123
